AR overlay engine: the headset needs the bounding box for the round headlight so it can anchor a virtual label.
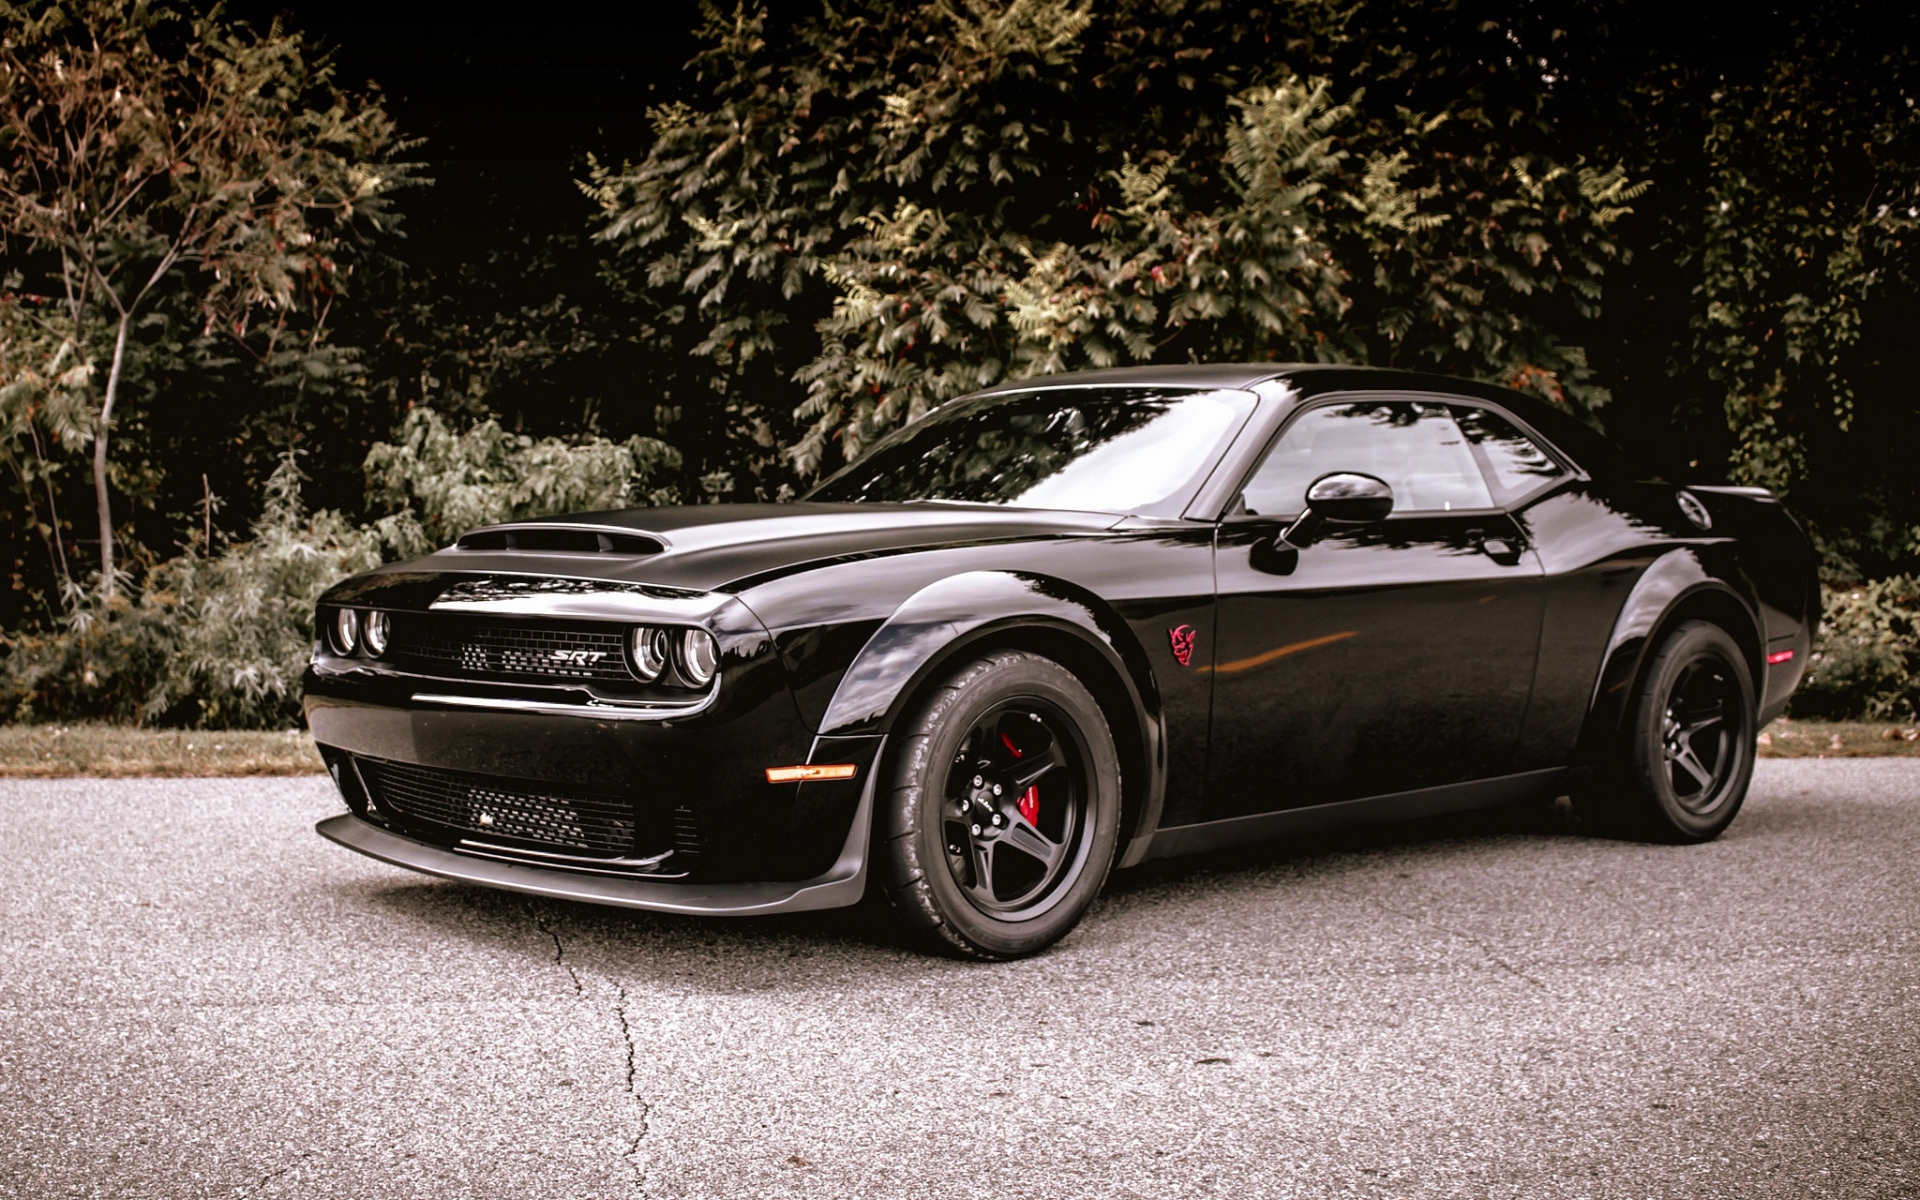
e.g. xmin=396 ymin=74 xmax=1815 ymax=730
xmin=331 ymin=608 xmax=360 ymax=655
xmin=679 ymin=628 xmax=719 ymax=687
xmin=629 ymin=626 xmax=670 ymax=682
xmin=363 ymin=610 xmax=391 ymax=657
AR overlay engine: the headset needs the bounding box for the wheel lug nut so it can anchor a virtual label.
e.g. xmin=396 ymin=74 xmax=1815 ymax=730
xmin=991 ymin=814 xmax=1003 ymax=826
xmin=971 ymin=824 xmax=982 ymax=836
xmin=972 ymin=775 xmax=983 ymax=788
xmin=992 ymin=784 xmax=1003 ymax=796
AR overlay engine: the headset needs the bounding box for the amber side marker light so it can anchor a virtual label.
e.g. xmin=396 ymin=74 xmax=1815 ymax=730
xmin=1767 ymin=649 xmax=1796 ymax=665
xmin=765 ymin=764 xmax=859 ymax=783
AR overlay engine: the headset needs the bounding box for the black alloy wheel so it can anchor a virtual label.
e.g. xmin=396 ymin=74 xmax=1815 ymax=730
xmin=1605 ymin=620 xmax=1758 ymax=842
xmin=877 ymin=650 xmax=1121 ymax=959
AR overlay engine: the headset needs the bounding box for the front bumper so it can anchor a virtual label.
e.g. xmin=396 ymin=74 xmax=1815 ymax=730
xmin=304 ymin=567 xmax=885 ymax=904
xmin=316 ymin=748 xmax=878 ymax=916
xmin=309 ymin=639 xmax=888 ymax=885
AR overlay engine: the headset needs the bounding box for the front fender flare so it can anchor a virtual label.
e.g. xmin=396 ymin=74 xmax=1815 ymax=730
xmin=817 ymin=570 xmax=1167 ymax=858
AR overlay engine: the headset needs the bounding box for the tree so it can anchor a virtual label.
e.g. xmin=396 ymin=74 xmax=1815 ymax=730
xmin=586 ymin=0 xmax=1644 ymax=482
xmin=0 ymin=0 xmax=411 ymax=601
xmin=1548 ymin=1 xmax=1920 ymax=576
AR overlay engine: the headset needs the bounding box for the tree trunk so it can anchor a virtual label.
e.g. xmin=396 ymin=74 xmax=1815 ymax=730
xmin=94 ymin=314 xmax=130 ymax=603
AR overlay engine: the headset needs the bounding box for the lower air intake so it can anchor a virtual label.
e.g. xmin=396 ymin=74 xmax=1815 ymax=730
xmin=358 ymin=757 xmax=638 ymax=855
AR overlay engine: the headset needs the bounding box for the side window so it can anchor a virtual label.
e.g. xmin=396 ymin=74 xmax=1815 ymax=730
xmin=1451 ymin=405 xmax=1567 ymax=505
xmin=1240 ymin=400 xmax=1494 ymax=516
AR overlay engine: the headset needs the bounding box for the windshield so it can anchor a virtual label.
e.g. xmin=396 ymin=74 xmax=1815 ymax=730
xmin=807 ymin=387 xmax=1255 ymax=514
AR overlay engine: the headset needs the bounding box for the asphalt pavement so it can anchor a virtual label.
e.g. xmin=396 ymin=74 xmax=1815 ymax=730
xmin=2 ymin=759 xmax=1916 ymax=1199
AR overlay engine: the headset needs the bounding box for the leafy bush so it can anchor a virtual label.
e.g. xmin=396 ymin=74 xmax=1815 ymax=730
xmin=0 ymin=456 xmax=381 ymax=728
xmin=1 ymin=406 xmax=691 ymax=729
xmin=364 ymin=406 xmax=683 ymax=557
xmin=1795 ymin=578 xmax=1920 ymax=721
xmin=587 ymin=3 xmax=1654 ymax=485
xmin=0 ymin=602 xmax=176 ymax=727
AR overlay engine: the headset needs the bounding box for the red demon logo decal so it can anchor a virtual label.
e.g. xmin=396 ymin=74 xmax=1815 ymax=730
xmin=1168 ymin=623 xmax=1197 ymax=667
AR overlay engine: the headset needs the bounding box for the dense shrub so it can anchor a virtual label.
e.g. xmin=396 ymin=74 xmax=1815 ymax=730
xmin=1795 ymin=579 xmax=1920 ymax=721
xmin=0 ymin=409 xmax=690 ymax=728
xmin=0 ymin=457 xmax=382 ymax=727
xmin=364 ymin=406 xmax=683 ymax=557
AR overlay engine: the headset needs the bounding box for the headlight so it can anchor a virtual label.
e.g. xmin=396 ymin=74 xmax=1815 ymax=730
xmin=363 ymin=610 xmax=391 ymax=657
xmin=330 ymin=608 xmax=360 ymax=655
xmin=629 ymin=626 xmax=671 ymax=681
xmin=679 ymin=628 xmax=719 ymax=687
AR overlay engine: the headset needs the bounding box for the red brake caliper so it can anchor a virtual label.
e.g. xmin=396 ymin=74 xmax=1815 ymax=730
xmin=1001 ymin=732 xmax=1040 ymax=825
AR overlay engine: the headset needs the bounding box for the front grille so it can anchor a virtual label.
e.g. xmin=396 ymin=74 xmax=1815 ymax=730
xmin=386 ymin=614 xmax=635 ymax=685
xmin=359 ymin=758 xmax=638 ymax=854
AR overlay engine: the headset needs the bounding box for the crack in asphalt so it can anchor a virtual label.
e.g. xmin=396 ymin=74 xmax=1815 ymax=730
xmin=615 ymin=985 xmax=653 ymax=1195
xmin=521 ymin=900 xmax=647 ymax=1191
xmin=244 ymin=1151 xmax=309 ymax=1196
xmin=1340 ymin=883 xmax=1550 ymax=992
xmin=524 ymin=900 xmax=583 ymax=994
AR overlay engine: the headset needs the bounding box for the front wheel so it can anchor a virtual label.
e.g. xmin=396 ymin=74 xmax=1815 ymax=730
xmin=1591 ymin=620 xmax=1758 ymax=842
xmin=877 ymin=650 xmax=1121 ymax=960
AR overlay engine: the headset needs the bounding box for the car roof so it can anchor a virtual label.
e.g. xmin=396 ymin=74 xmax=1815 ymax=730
xmin=968 ymin=362 xmax=1299 ymax=393
xmin=968 ymin=361 xmax=1525 ymax=401
xmin=962 ymin=362 xmax=1637 ymax=480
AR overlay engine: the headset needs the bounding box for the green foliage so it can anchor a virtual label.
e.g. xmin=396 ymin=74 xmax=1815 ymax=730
xmin=5 ymin=0 xmax=1919 ymax=727
xmin=1682 ymin=61 xmax=1915 ymax=494
xmin=143 ymin=459 xmax=384 ymax=727
xmin=1796 ymin=579 xmax=1920 ymax=721
xmin=588 ymin=1 xmax=1644 ymax=478
xmin=0 ymin=455 xmax=382 ymax=728
xmin=1 ymin=402 xmax=686 ymax=728
xmin=0 ymin=0 xmax=416 ymax=602
xmin=363 ymin=406 xmax=684 ymax=557
xmin=1560 ymin=5 xmax=1920 ymax=576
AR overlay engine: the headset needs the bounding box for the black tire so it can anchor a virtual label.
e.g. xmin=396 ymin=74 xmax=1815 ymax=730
xmin=876 ymin=650 xmax=1122 ymax=960
xmin=1587 ymin=620 xmax=1758 ymax=842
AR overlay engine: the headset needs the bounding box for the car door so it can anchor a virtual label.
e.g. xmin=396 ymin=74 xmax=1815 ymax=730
xmin=1202 ymin=395 xmax=1551 ymax=820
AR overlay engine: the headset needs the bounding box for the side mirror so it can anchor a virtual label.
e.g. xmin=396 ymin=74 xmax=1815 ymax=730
xmin=1278 ymin=472 xmax=1394 ymax=547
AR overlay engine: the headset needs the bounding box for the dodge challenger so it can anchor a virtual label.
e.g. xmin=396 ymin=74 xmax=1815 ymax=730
xmin=307 ymin=364 xmax=1817 ymax=959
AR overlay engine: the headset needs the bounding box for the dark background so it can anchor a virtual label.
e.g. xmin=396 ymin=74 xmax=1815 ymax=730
xmin=229 ymin=0 xmax=696 ymax=289
xmin=218 ymin=0 xmax=1917 ymax=513
xmin=38 ymin=3 xmax=1920 ymax=590
xmin=203 ymin=0 xmax=706 ymax=517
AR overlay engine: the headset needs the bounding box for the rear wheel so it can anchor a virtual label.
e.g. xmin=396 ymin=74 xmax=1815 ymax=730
xmin=877 ymin=650 xmax=1121 ymax=960
xmin=1588 ymin=620 xmax=1757 ymax=842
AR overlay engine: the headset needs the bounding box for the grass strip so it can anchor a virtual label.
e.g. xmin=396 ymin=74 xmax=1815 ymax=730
xmin=0 ymin=724 xmax=325 ymax=777
xmin=1758 ymin=718 xmax=1920 ymax=757
xmin=0 ymin=716 xmax=1913 ymax=778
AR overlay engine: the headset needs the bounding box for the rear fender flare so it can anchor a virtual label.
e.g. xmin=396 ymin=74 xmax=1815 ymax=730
xmin=818 ymin=570 xmax=1167 ymax=853
xmin=1575 ymin=548 xmax=1764 ymax=764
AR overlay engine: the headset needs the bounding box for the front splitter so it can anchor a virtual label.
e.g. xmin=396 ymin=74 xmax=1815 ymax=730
xmin=315 ymin=748 xmax=878 ymax=917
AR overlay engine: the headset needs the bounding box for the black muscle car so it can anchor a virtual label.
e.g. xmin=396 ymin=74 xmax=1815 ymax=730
xmin=307 ymin=364 xmax=1818 ymax=959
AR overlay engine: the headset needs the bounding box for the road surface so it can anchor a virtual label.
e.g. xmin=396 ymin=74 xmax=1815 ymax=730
xmin=2 ymin=760 xmax=1915 ymax=1198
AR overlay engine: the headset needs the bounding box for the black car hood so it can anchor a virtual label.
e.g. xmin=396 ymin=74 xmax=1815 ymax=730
xmin=389 ymin=502 xmax=1124 ymax=594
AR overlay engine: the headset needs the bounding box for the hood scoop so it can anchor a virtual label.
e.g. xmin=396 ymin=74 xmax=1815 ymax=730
xmin=456 ymin=524 xmax=665 ymax=556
